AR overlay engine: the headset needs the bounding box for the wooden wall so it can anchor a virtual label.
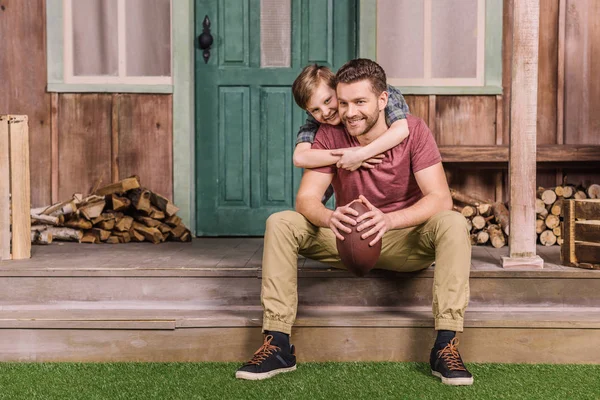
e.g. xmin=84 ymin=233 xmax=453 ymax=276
xmin=406 ymin=95 xmax=503 ymax=203
xmin=0 ymin=0 xmax=51 ymax=207
xmin=0 ymin=0 xmax=173 ymax=208
xmin=561 ymin=0 xmax=600 ymax=189
xmin=2 ymin=0 xmax=598 ymax=212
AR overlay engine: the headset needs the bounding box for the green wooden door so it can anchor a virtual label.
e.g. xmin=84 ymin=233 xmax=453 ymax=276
xmin=195 ymin=0 xmax=356 ymax=235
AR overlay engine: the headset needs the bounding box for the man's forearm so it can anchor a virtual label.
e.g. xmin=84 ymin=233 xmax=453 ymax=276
xmin=295 ymin=195 xmax=333 ymax=228
xmin=387 ymin=192 xmax=452 ymax=230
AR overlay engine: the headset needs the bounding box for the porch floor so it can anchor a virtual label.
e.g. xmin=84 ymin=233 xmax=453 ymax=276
xmin=0 ymin=238 xmax=576 ymax=276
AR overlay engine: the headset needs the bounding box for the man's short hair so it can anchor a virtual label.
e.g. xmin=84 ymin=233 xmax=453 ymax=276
xmin=292 ymin=64 xmax=336 ymax=109
xmin=335 ymin=58 xmax=387 ymax=96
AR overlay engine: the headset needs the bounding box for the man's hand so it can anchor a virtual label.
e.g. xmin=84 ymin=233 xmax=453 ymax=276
xmin=331 ymin=149 xmax=384 ymax=171
xmin=355 ymin=195 xmax=393 ymax=246
xmin=328 ymin=200 xmax=361 ymax=240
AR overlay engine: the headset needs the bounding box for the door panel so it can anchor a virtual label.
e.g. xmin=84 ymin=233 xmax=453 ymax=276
xmin=195 ymin=0 xmax=356 ymax=235
xmin=260 ymin=87 xmax=293 ymax=207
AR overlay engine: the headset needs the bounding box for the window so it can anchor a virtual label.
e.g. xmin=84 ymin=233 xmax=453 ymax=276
xmin=359 ymin=0 xmax=502 ymax=95
xmin=47 ymin=0 xmax=173 ymax=92
xmin=260 ymin=0 xmax=291 ymax=68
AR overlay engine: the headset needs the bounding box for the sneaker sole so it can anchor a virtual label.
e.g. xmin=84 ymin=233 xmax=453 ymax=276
xmin=235 ymin=365 xmax=297 ymax=381
xmin=431 ymin=370 xmax=474 ymax=386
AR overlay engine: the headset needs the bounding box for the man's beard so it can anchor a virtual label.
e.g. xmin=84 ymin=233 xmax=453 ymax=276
xmin=343 ymin=110 xmax=380 ymax=137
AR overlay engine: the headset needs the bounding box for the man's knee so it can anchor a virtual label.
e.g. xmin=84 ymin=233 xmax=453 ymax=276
xmin=265 ymin=210 xmax=304 ymax=235
xmin=431 ymin=210 xmax=470 ymax=237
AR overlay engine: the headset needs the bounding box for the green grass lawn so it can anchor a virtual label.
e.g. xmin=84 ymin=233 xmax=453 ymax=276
xmin=0 ymin=362 xmax=598 ymax=400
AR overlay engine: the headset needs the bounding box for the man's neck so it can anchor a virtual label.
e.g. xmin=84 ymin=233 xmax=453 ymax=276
xmin=355 ymin=112 xmax=388 ymax=147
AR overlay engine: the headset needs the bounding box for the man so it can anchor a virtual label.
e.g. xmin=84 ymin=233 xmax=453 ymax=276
xmin=236 ymin=59 xmax=473 ymax=386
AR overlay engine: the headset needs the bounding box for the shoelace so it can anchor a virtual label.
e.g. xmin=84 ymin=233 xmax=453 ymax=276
xmin=437 ymin=337 xmax=467 ymax=371
xmin=246 ymin=335 xmax=281 ymax=365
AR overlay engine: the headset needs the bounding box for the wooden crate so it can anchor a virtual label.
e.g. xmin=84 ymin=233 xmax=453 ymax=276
xmin=0 ymin=115 xmax=31 ymax=260
xmin=561 ymin=199 xmax=600 ymax=269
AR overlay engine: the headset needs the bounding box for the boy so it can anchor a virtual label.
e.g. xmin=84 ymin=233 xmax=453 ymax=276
xmin=291 ymin=64 xmax=410 ymax=174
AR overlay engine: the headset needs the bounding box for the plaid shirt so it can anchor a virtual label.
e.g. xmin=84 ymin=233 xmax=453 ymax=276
xmin=295 ymin=84 xmax=410 ymax=145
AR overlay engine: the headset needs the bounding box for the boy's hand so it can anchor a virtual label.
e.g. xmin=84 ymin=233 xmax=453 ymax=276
xmin=361 ymin=154 xmax=385 ymax=169
xmin=331 ymin=149 xmax=385 ymax=171
xmin=333 ymin=148 xmax=364 ymax=171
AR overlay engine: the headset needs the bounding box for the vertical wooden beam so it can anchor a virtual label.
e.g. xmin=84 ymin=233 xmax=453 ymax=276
xmin=51 ymin=93 xmax=59 ymax=204
xmin=556 ymin=0 xmax=566 ymax=186
xmin=428 ymin=95 xmax=437 ymax=142
xmin=0 ymin=116 xmax=11 ymax=260
xmin=502 ymin=0 xmax=543 ymax=269
xmin=495 ymin=172 xmax=504 ymax=204
xmin=495 ymin=95 xmax=504 ymax=202
xmin=495 ymin=95 xmax=504 ymax=145
xmin=502 ymin=0 xmax=514 ymax=146
xmin=8 ymin=116 xmax=31 ymax=260
xmin=556 ymin=0 xmax=566 ymax=144
xmin=560 ymin=199 xmax=574 ymax=266
xmin=111 ymin=94 xmax=120 ymax=183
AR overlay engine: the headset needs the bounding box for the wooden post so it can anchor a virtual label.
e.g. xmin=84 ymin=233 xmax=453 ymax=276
xmin=495 ymin=95 xmax=504 ymax=203
xmin=111 ymin=94 xmax=120 ymax=183
xmin=502 ymin=0 xmax=543 ymax=269
xmin=0 ymin=116 xmax=31 ymax=260
xmin=0 ymin=116 xmax=10 ymax=260
xmin=51 ymin=93 xmax=59 ymax=204
xmin=428 ymin=95 xmax=437 ymax=143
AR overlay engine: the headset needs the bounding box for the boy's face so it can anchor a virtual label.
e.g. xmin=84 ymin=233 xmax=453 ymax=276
xmin=337 ymin=79 xmax=384 ymax=138
xmin=305 ymin=81 xmax=341 ymax=125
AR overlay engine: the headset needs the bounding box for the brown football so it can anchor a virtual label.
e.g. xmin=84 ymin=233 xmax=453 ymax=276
xmin=336 ymin=201 xmax=382 ymax=277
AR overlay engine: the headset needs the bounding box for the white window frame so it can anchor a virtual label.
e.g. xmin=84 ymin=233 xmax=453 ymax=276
xmin=384 ymin=0 xmax=485 ymax=87
xmin=359 ymin=0 xmax=502 ymax=95
xmin=47 ymin=0 xmax=174 ymax=93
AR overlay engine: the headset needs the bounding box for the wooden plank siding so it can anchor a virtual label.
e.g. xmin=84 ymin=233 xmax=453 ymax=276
xmin=57 ymin=94 xmax=113 ymax=200
xmin=537 ymin=0 xmax=559 ymax=145
xmin=536 ymin=1 xmax=560 ymax=192
xmin=404 ymin=96 xmax=429 ymax=122
xmin=0 ymin=0 xmax=52 ymax=207
xmin=564 ymin=0 xmax=600 ymax=145
xmin=117 ymin=95 xmax=173 ymax=200
xmin=436 ymin=96 xmax=497 ymax=145
xmin=55 ymin=93 xmax=173 ymax=202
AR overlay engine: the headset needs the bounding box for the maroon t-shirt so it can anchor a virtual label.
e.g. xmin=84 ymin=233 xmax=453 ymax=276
xmin=311 ymin=115 xmax=442 ymax=213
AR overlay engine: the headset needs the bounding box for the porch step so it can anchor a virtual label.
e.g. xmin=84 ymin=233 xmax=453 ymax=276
xmin=1 ymin=304 xmax=599 ymax=363
xmin=1 ymin=241 xmax=599 ymax=363
xmin=1 ymin=265 xmax=599 ymax=308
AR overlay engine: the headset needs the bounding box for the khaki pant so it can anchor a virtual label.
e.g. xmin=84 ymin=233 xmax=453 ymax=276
xmin=261 ymin=209 xmax=471 ymax=335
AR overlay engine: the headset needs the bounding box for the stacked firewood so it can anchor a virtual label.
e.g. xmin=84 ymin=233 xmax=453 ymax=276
xmin=535 ymin=183 xmax=600 ymax=246
xmin=453 ymin=182 xmax=600 ymax=248
xmin=30 ymin=176 xmax=192 ymax=245
xmin=451 ymin=189 xmax=509 ymax=248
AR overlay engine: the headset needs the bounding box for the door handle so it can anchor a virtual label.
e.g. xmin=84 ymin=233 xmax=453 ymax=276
xmin=198 ymin=15 xmax=213 ymax=64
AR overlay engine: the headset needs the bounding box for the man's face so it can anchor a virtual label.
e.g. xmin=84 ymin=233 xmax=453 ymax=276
xmin=336 ymin=80 xmax=382 ymax=137
xmin=305 ymin=81 xmax=341 ymax=125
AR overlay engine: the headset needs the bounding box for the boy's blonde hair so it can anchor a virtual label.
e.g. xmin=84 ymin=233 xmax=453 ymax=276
xmin=292 ymin=64 xmax=336 ymax=110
